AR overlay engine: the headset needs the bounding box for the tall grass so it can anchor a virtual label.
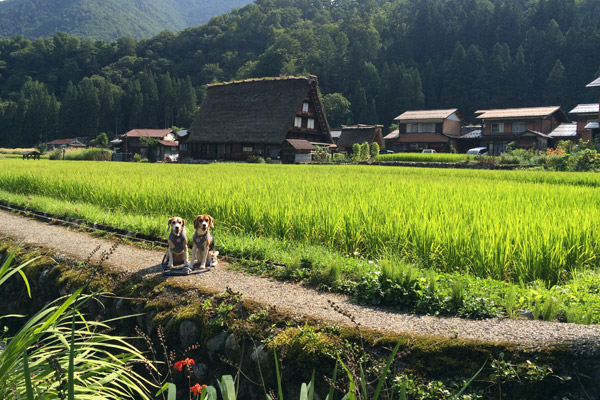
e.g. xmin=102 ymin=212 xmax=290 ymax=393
xmin=48 ymin=147 xmax=112 ymax=161
xmin=0 ymin=159 xmax=599 ymax=284
xmin=375 ymin=152 xmax=472 ymax=162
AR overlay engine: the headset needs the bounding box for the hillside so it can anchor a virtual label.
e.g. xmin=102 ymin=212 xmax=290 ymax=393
xmin=0 ymin=0 xmax=252 ymax=41
xmin=1 ymin=0 xmax=600 ymax=147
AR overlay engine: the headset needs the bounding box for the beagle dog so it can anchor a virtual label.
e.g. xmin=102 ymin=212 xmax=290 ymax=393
xmin=189 ymin=214 xmax=217 ymax=269
xmin=164 ymin=217 xmax=189 ymax=268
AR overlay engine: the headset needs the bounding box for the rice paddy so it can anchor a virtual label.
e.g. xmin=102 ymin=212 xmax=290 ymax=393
xmin=375 ymin=152 xmax=473 ymax=162
xmin=0 ymin=159 xmax=599 ymax=287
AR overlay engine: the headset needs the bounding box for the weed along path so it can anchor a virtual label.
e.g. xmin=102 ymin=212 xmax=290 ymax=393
xmin=1 ymin=208 xmax=600 ymax=356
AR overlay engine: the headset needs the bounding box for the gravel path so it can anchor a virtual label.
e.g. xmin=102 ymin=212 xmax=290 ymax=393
xmin=2 ymin=209 xmax=600 ymax=355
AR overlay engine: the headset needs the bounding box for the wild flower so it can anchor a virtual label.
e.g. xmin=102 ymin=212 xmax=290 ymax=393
xmin=190 ymin=383 xmax=207 ymax=396
xmin=174 ymin=358 xmax=195 ymax=371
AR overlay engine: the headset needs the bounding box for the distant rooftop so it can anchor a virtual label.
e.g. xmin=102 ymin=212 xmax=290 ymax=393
xmin=475 ymin=106 xmax=563 ymax=119
xmin=549 ymin=123 xmax=577 ymax=137
xmin=394 ymin=109 xmax=459 ymax=122
xmin=586 ymin=77 xmax=600 ymax=87
xmin=569 ymin=104 xmax=599 ymax=114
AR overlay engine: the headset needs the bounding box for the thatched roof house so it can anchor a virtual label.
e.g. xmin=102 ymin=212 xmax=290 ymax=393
xmin=186 ymin=76 xmax=332 ymax=162
xmin=337 ymin=124 xmax=384 ymax=152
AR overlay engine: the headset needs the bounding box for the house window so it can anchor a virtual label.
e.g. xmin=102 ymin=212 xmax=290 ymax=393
xmin=294 ymin=117 xmax=302 ymax=128
xmin=491 ymin=123 xmax=504 ymax=133
xmin=407 ymin=123 xmax=435 ymax=133
xmin=242 ymin=146 xmax=253 ymax=152
xmin=180 ymin=143 xmax=188 ymax=151
xmin=512 ymin=122 xmax=526 ymax=133
xmin=302 ymin=102 xmax=309 ymax=113
xmin=419 ymin=123 xmax=435 ymax=132
xmin=307 ymin=118 xmax=315 ymax=129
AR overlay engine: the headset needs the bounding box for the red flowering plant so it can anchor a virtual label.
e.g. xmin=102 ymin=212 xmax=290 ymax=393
xmin=174 ymin=358 xmax=195 ymax=372
xmin=190 ymin=383 xmax=208 ymax=398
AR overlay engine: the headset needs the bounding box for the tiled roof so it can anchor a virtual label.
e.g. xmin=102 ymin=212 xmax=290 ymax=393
xmin=122 ymin=129 xmax=173 ymax=138
xmin=461 ymin=130 xmax=482 ymax=139
xmin=158 ymin=140 xmax=179 ymax=147
xmin=569 ymin=104 xmax=599 ymax=114
xmin=394 ymin=109 xmax=458 ymax=122
xmin=549 ymin=123 xmax=577 ymax=137
xmin=48 ymin=138 xmax=76 ymax=145
xmin=586 ymin=77 xmax=600 ymax=87
xmin=383 ymin=129 xmax=399 ymax=140
xmin=475 ymin=106 xmax=562 ymax=119
xmin=585 ymin=122 xmax=599 ymax=129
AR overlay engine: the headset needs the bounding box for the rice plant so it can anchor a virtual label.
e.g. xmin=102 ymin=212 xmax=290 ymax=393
xmin=0 ymin=159 xmax=599 ymax=285
xmin=375 ymin=152 xmax=472 ymax=162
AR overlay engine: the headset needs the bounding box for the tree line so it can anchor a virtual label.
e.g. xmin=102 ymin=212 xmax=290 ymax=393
xmin=1 ymin=0 xmax=600 ymax=148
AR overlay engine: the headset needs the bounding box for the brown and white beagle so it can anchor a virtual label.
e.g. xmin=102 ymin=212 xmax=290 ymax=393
xmin=164 ymin=217 xmax=189 ymax=268
xmin=190 ymin=214 xmax=217 ymax=269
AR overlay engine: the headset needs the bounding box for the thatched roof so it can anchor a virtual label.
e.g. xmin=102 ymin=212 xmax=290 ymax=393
xmin=337 ymin=124 xmax=383 ymax=147
xmin=188 ymin=76 xmax=331 ymax=144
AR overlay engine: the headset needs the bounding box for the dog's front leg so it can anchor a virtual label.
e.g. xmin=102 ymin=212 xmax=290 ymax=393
xmin=199 ymin=246 xmax=209 ymax=269
xmin=167 ymin=248 xmax=175 ymax=268
xmin=188 ymin=245 xmax=197 ymax=269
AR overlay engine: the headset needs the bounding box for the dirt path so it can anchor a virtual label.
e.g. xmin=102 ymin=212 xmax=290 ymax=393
xmin=1 ymin=209 xmax=600 ymax=355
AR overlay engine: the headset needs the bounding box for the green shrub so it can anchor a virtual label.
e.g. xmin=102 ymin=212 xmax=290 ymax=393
xmin=247 ymin=155 xmax=266 ymax=163
xmin=133 ymin=153 xmax=142 ymax=162
xmin=333 ymin=153 xmax=346 ymax=163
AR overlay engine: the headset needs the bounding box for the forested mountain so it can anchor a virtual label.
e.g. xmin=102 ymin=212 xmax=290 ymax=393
xmin=1 ymin=0 xmax=600 ymax=148
xmin=0 ymin=0 xmax=252 ymax=41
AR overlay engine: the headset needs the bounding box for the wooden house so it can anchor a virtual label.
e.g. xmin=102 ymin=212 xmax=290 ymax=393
xmin=474 ymin=106 xmax=568 ymax=155
xmin=120 ymin=129 xmax=178 ymax=161
xmin=186 ymin=76 xmax=333 ymax=162
xmin=385 ymin=109 xmax=462 ymax=152
xmin=47 ymin=138 xmax=87 ymax=150
xmin=336 ymin=124 xmax=384 ymax=153
xmin=568 ymin=104 xmax=598 ymax=142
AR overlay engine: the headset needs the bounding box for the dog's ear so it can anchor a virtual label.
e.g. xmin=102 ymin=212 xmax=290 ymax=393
xmin=194 ymin=215 xmax=201 ymax=230
xmin=168 ymin=217 xmax=174 ymax=231
xmin=181 ymin=219 xmax=185 ymax=228
xmin=209 ymin=215 xmax=214 ymax=228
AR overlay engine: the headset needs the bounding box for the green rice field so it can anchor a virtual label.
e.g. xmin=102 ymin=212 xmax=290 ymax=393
xmin=375 ymin=152 xmax=473 ymax=163
xmin=0 ymin=159 xmax=599 ymax=287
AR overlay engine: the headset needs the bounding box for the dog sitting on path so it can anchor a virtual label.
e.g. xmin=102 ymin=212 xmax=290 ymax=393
xmin=163 ymin=217 xmax=189 ymax=268
xmin=189 ymin=214 xmax=217 ymax=269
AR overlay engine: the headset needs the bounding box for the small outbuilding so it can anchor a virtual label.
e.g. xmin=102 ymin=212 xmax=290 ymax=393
xmin=336 ymin=124 xmax=384 ymax=153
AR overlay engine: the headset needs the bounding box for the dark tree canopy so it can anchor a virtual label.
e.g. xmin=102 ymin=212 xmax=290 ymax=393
xmin=1 ymin=0 xmax=600 ymax=147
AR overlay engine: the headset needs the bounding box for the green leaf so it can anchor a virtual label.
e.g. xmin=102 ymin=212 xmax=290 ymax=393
xmin=218 ymin=375 xmax=236 ymax=400
xmin=372 ymin=340 xmax=402 ymax=400
xmin=325 ymin=361 xmax=338 ymax=400
xmin=167 ymin=382 xmax=176 ymax=400
xmin=274 ymin=349 xmax=284 ymax=400
xmin=23 ymin=349 xmax=34 ymax=400
xmin=155 ymin=382 xmax=171 ymax=397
